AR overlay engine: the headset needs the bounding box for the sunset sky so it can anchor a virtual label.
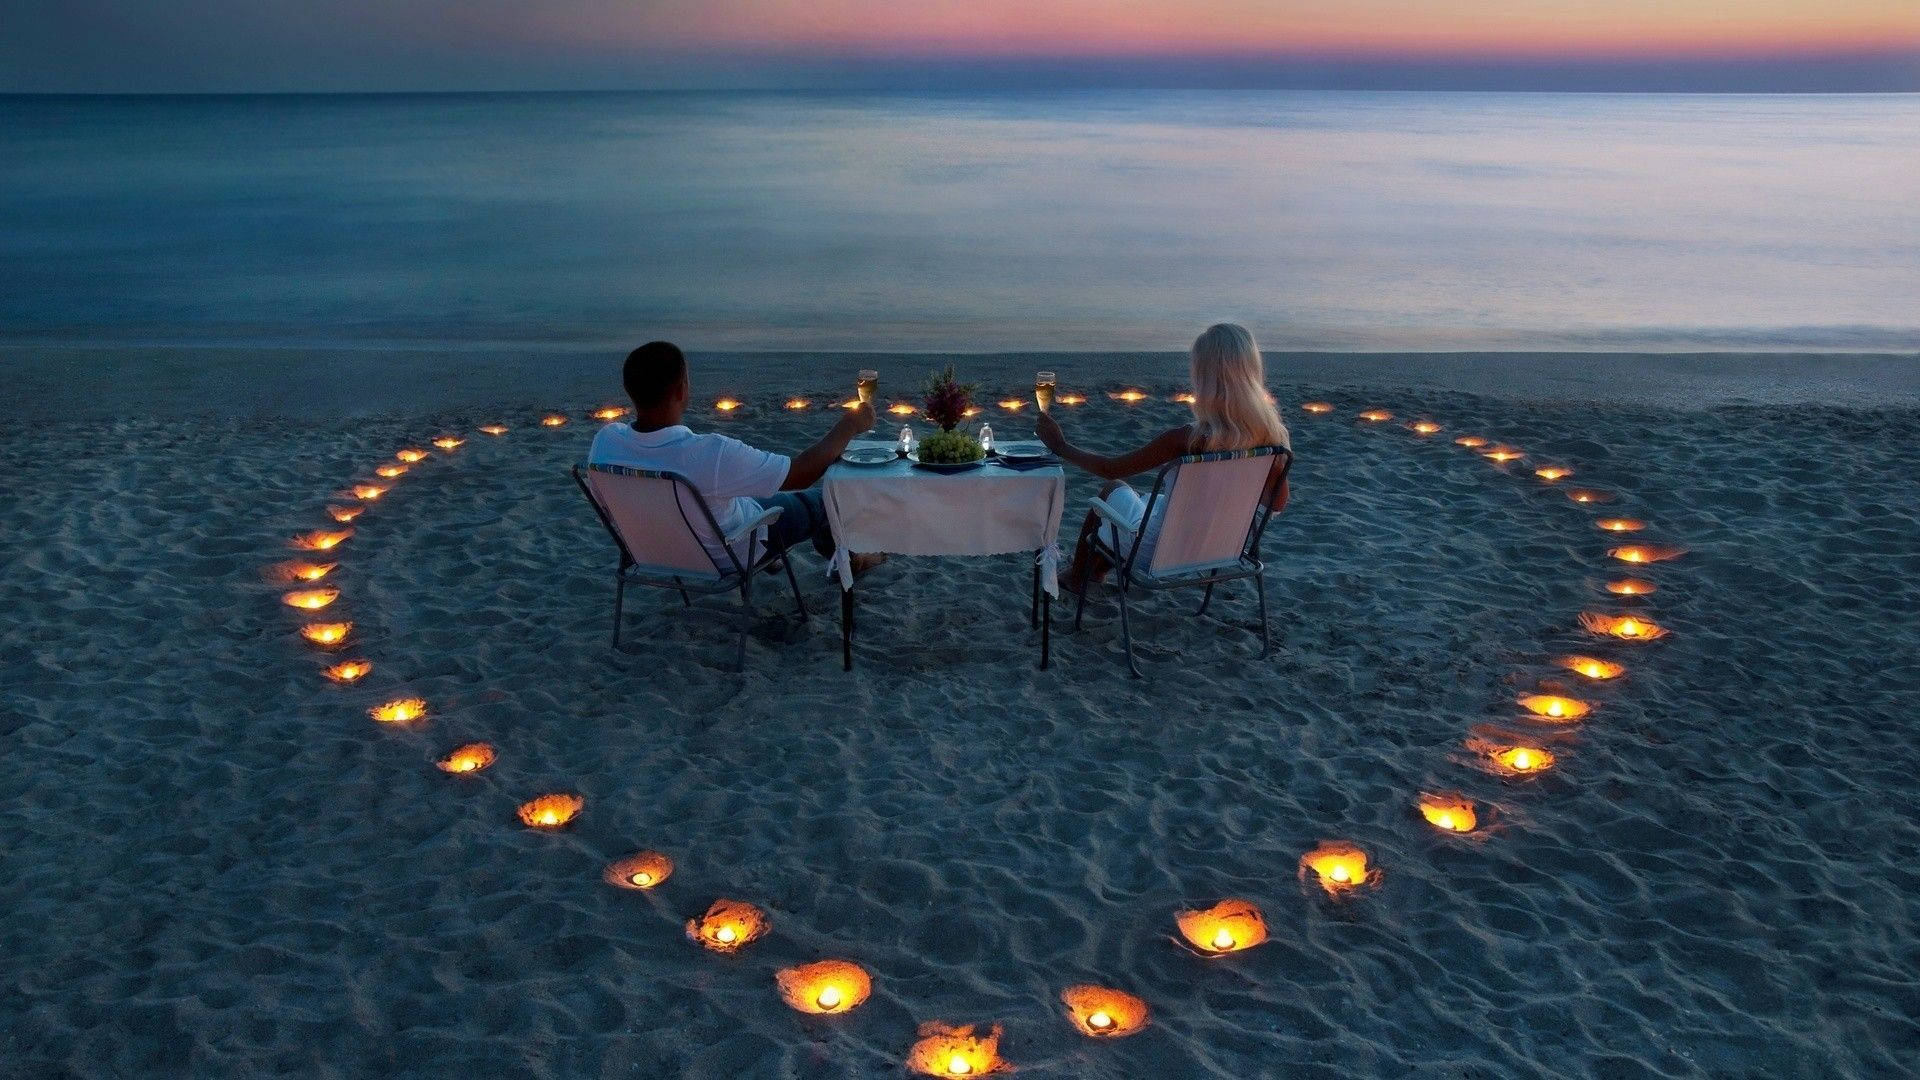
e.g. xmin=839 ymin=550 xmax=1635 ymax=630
xmin=5 ymin=0 xmax=1918 ymax=92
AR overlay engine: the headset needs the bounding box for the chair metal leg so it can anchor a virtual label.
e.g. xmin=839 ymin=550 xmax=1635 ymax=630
xmin=1254 ymin=571 xmax=1272 ymax=659
xmin=1072 ymin=569 xmax=1092 ymax=630
xmin=1197 ymin=581 xmax=1216 ymax=617
xmin=734 ymin=577 xmax=754 ymax=672
xmin=611 ymin=574 xmax=627 ymax=648
xmin=1030 ymin=561 xmax=1040 ymax=629
xmin=783 ymin=556 xmax=808 ymax=621
xmin=678 ymin=588 xmax=692 ymax=608
xmin=1116 ymin=583 xmax=1142 ymax=678
xmin=840 ymin=587 xmax=854 ymax=672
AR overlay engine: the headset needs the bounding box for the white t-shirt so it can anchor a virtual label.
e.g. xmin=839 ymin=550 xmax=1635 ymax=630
xmin=587 ymin=423 xmax=790 ymax=563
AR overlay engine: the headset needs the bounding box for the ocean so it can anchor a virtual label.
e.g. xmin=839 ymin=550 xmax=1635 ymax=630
xmin=2 ymin=90 xmax=1916 ymax=352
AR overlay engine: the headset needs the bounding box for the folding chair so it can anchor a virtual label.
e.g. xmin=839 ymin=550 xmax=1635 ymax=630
xmin=1071 ymin=446 xmax=1292 ymax=677
xmin=573 ymin=463 xmax=807 ymax=670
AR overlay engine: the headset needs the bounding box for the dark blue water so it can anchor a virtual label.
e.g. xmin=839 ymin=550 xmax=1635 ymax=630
xmin=3 ymin=91 xmax=1916 ymax=351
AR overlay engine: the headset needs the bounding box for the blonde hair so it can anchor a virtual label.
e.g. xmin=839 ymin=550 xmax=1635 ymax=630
xmin=1188 ymin=323 xmax=1290 ymax=453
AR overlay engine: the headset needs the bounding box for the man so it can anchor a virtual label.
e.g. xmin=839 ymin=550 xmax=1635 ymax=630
xmin=588 ymin=341 xmax=877 ymax=571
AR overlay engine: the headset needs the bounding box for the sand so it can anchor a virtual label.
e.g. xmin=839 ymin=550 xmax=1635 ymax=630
xmin=2 ymin=355 xmax=1918 ymax=1078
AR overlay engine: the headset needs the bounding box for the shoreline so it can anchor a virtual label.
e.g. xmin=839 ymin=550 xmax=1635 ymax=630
xmin=10 ymin=347 xmax=1919 ymax=420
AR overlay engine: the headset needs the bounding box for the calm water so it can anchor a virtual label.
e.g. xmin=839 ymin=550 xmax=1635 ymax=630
xmin=2 ymin=91 xmax=1916 ymax=351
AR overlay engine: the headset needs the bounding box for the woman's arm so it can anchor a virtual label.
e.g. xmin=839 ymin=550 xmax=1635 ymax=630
xmin=1035 ymin=412 xmax=1190 ymax=482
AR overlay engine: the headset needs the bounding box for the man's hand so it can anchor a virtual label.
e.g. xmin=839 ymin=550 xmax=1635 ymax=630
xmin=839 ymin=400 xmax=876 ymax=435
xmin=1035 ymin=409 xmax=1065 ymax=453
xmin=784 ymin=399 xmax=876 ymax=490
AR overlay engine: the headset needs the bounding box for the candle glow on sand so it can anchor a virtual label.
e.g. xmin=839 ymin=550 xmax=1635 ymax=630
xmin=300 ymin=621 xmax=350 ymax=647
xmin=1109 ymin=389 xmax=1148 ymax=403
xmin=592 ymin=406 xmax=628 ymax=420
xmin=293 ymin=529 xmax=351 ymax=551
xmin=1606 ymin=578 xmax=1658 ymax=596
xmin=1300 ymin=401 xmax=1333 ymax=413
xmin=395 ymin=449 xmax=428 ymax=463
xmin=1300 ymin=841 xmax=1374 ymax=894
xmin=282 ymin=588 xmax=338 ymax=610
xmin=603 ymin=851 xmax=674 ymax=890
xmin=1567 ymin=488 xmax=1614 ymax=504
xmin=1358 ymin=409 xmax=1393 ymax=422
xmin=517 ymin=793 xmax=583 ymax=829
xmin=1490 ymin=742 xmax=1556 ymax=774
xmin=1559 ymin=655 xmax=1625 ymax=680
xmin=906 ymin=1021 xmax=1008 ymax=1076
xmin=1454 ymin=435 xmax=1488 ymax=447
xmin=327 ymin=505 xmax=363 ymax=523
xmin=1410 ymin=420 xmax=1442 ymax=434
xmin=1061 ymin=985 xmax=1148 ymax=1037
xmin=351 ymin=485 xmax=386 ymax=501
xmin=1610 ymin=544 xmax=1686 ymax=563
xmin=541 ymin=414 xmax=568 ymax=427
xmin=887 ymin=401 xmax=918 ymax=415
xmin=1172 ymin=391 xmax=1197 ymax=404
xmin=1519 ymin=694 xmax=1591 ymax=721
xmin=776 ymin=959 xmax=872 ymax=1015
xmin=480 ymin=424 xmax=509 ymax=435
xmin=783 ymin=397 xmax=811 ymax=410
xmin=1596 ymin=518 xmax=1645 ymax=532
xmin=714 ymin=398 xmax=742 ymax=412
xmin=686 ymin=899 xmax=769 ymax=952
xmin=431 ymin=437 xmax=464 ymax=451
xmin=369 ymin=698 xmax=426 ymax=725
xmin=1418 ymin=793 xmax=1478 ymax=833
xmin=997 ymin=398 xmax=1026 ymax=411
xmin=1175 ymin=898 xmax=1267 ymax=954
xmin=282 ymin=561 xmax=335 ymax=582
xmin=436 ymin=743 xmax=495 ymax=773
xmin=1480 ymin=445 xmax=1524 ymax=462
xmin=322 ymin=659 xmax=372 ymax=683
xmin=1056 ymin=392 xmax=1086 ymax=406
xmin=376 ymin=464 xmax=407 ymax=478
xmin=1534 ymin=466 xmax=1572 ymax=481
xmin=1581 ymin=612 xmax=1669 ymax=640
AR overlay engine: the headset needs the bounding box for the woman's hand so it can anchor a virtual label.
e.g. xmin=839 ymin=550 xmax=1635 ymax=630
xmin=1035 ymin=409 xmax=1066 ymax=453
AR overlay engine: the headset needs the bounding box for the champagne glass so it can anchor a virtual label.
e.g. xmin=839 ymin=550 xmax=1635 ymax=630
xmin=856 ymin=368 xmax=878 ymax=433
xmin=1035 ymin=371 xmax=1056 ymax=413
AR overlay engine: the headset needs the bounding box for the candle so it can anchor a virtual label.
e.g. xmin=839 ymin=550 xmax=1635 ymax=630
xmin=906 ymin=1022 xmax=1006 ymax=1077
xmin=436 ymin=743 xmax=496 ymax=773
xmin=1596 ymin=518 xmax=1645 ymax=533
xmin=1417 ymin=793 xmax=1478 ymax=833
xmin=376 ymin=464 xmax=407 ymax=478
xmin=479 ymin=424 xmax=509 ymax=435
xmin=282 ymin=589 xmax=338 ymax=610
xmin=592 ymin=406 xmax=628 ymax=420
xmin=431 ymin=437 xmax=464 ymax=451
xmin=1492 ymin=744 xmax=1555 ymax=774
xmin=1566 ymin=488 xmax=1614 ymax=504
xmin=784 ymin=398 xmax=812 ymax=410
xmin=1518 ymin=694 xmax=1591 ymax=721
xmin=1605 ymin=578 xmax=1657 ymax=596
xmin=294 ymin=529 xmax=352 ymax=551
xmin=1299 ymin=842 xmax=1373 ymax=894
xmin=1300 ymin=401 xmax=1334 ymax=414
xmin=351 ymin=485 xmax=386 ymax=501
xmin=1175 ymin=898 xmax=1267 ymax=954
xmin=775 ymin=959 xmax=872 ymax=1015
xmin=300 ymin=622 xmax=351 ymax=647
xmin=714 ymin=398 xmax=742 ymax=412
xmin=686 ymin=898 xmax=769 ymax=952
xmin=1608 ymin=544 xmax=1685 ymax=564
xmin=1580 ymin=612 xmax=1669 ymax=640
xmin=517 ymin=793 xmax=584 ymax=829
xmin=322 ymin=659 xmax=372 ymax=683
xmin=327 ymin=505 xmax=363 ymax=523
xmin=996 ymin=398 xmax=1026 ymax=411
xmin=1109 ymin=389 xmax=1147 ymax=403
xmin=1056 ymin=392 xmax=1087 ymax=406
xmin=1358 ymin=409 xmax=1393 ymax=422
xmin=1410 ymin=420 xmax=1443 ymax=434
xmin=541 ymin=414 xmax=568 ymax=427
xmin=887 ymin=401 xmax=918 ymax=416
xmin=283 ymin=561 xmax=335 ymax=582
xmin=1557 ymin=655 xmax=1625 ymax=680
xmin=1172 ymin=391 xmax=1197 ymax=404
xmin=395 ymin=449 xmax=428 ymax=463
xmin=1454 ymin=435 xmax=1488 ymax=447
xmin=1480 ymin=445 xmax=1524 ymax=462
xmin=603 ymin=851 xmax=674 ymax=890
xmin=1534 ymin=466 xmax=1572 ymax=481
xmin=368 ymin=698 xmax=426 ymax=725
xmin=1060 ymin=986 xmax=1148 ymax=1038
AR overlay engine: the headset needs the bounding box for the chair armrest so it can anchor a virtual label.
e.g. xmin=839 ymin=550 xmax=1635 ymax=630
xmin=721 ymin=504 xmax=784 ymax=546
xmin=1088 ymin=497 xmax=1135 ymax=535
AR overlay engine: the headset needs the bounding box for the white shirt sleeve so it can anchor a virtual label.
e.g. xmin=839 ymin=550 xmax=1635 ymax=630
xmin=704 ymin=436 xmax=791 ymax=500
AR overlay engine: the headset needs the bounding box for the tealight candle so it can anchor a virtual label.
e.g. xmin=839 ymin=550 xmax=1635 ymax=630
xmin=785 ymin=398 xmax=812 ymax=410
xmin=592 ymin=406 xmax=628 ymax=420
xmin=1175 ymin=898 xmax=1268 ymax=954
xmin=541 ymin=414 xmax=568 ymax=427
xmin=1605 ymin=578 xmax=1657 ymax=596
xmin=603 ymin=851 xmax=674 ymax=891
xmin=1300 ymin=401 xmax=1333 ymax=413
xmin=1358 ymin=409 xmax=1393 ymax=422
xmin=1581 ymin=612 xmax=1669 ymax=640
xmin=369 ymin=698 xmax=426 ymax=725
xmin=1596 ymin=518 xmax=1645 ymax=532
xmin=1299 ymin=842 xmax=1373 ymax=894
xmin=395 ymin=449 xmax=428 ymax=463
xmin=1558 ymin=655 xmax=1625 ymax=680
xmin=479 ymin=424 xmax=509 ymax=435
xmin=1566 ymin=488 xmax=1614 ymax=504
xmin=1493 ymin=744 xmax=1555 ymax=774
xmin=686 ymin=898 xmax=769 ymax=952
xmin=1609 ymin=544 xmax=1685 ymax=564
xmin=432 ymin=437 xmax=464 ymax=451
xmin=1454 ymin=435 xmax=1488 ymax=447
xmin=1056 ymin=392 xmax=1086 ymax=405
xmin=327 ymin=505 xmax=362 ymax=523
xmin=436 ymin=742 xmax=495 ymax=773
xmin=294 ymin=529 xmax=352 ymax=551
xmin=375 ymin=465 xmax=407 ymax=478
xmin=323 ymin=659 xmax=372 ymax=682
xmin=1534 ymin=466 xmax=1572 ymax=481
xmin=714 ymin=398 xmax=742 ymax=412
xmin=997 ymin=399 xmax=1026 ymax=411
xmin=1060 ymin=985 xmax=1148 ymax=1038
xmin=1417 ymin=793 xmax=1478 ymax=833
xmin=775 ymin=959 xmax=872 ymax=1015
xmin=1109 ymin=389 xmax=1147 ymax=403
xmin=351 ymin=485 xmax=386 ymax=501
xmin=286 ymin=562 xmax=335 ymax=581
xmin=887 ymin=402 xmax=918 ymax=416
xmin=517 ymin=793 xmax=584 ymax=829
xmin=1480 ymin=445 xmax=1524 ymax=462
xmin=300 ymin=621 xmax=351 ymax=647
xmin=282 ymin=588 xmax=338 ymax=610
xmin=1172 ymin=392 xmax=1197 ymax=404
xmin=1410 ymin=420 xmax=1442 ymax=434
xmin=906 ymin=1022 xmax=1005 ymax=1077
xmin=1518 ymin=694 xmax=1591 ymax=721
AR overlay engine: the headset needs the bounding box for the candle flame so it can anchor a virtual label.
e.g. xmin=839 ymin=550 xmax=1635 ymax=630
xmin=541 ymin=414 xmax=568 ymax=427
xmin=1454 ymin=435 xmax=1488 ymax=447
xmin=1596 ymin=518 xmax=1645 ymax=533
xmin=1566 ymin=488 xmax=1614 ymax=504
xmin=1519 ymin=694 xmax=1591 ymax=721
xmin=997 ymin=398 xmax=1026 ymax=411
xmin=431 ymin=437 xmax=464 ymax=451
xmin=1492 ymin=744 xmax=1556 ymax=774
xmin=351 ymin=485 xmax=386 ymax=501
xmin=603 ymin=851 xmax=674 ymax=891
xmin=280 ymin=561 xmax=335 ymax=582
xmin=1418 ymin=793 xmax=1478 ymax=833
xmin=323 ymin=659 xmax=372 ymax=683
xmin=517 ymin=793 xmax=584 ymax=829
xmin=887 ymin=401 xmax=918 ymax=416
xmin=1172 ymin=392 xmax=1197 ymax=404
xmin=592 ymin=406 xmax=628 ymax=421
xmin=327 ymin=505 xmax=363 ymax=523
xmin=961 ymin=406 xmax=983 ymax=417
xmin=1410 ymin=420 xmax=1442 ymax=434
xmin=906 ymin=1022 xmax=1007 ymax=1077
xmin=1358 ymin=409 xmax=1393 ymax=422
xmin=479 ymin=424 xmax=509 ymax=435
xmin=1175 ymin=897 xmax=1267 ymax=955
xmin=376 ymin=465 xmax=407 ymax=478
xmin=1300 ymin=401 xmax=1334 ymax=414
xmin=1299 ymin=842 xmax=1373 ymax=894
xmin=1605 ymin=578 xmax=1657 ymax=596
xmin=300 ymin=622 xmax=351 ymax=647
xmin=1109 ymin=389 xmax=1147 ymax=403
xmin=783 ymin=398 xmax=811 ymax=410
xmin=1480 ymin=445 xmax=1524 ymax=462
xmin=294 ymin=529 xmax=352 ymax=551
xmin=395 ymin=449 xmax=428 ymax=463
xmin=1056 ymin=392 xmax=1086 ymax=405
xmin=686 ymin=898 xmax=769 ymax=952
xmin=282 ymin=588 xmax=338 ymax=610
xmin=714 ymin=398 xmax=742 ymax=412
xmin=1060 ymin=985 xmax=1148 ymax=1038
xmin=369 ymin=698 xmax=426 ymax=725
xmin=776 ymin=959 xmax=872 ymax=1015
xmin=1609 ymin=544 xmax=1685 ymax=564
xmin=1581 ymin=612 xmax=1670 ymax=640
xmin=1534 ymin=466 xmax=1572 ymax=481
xmin=437 ymin=742 xmax=496 ymax=773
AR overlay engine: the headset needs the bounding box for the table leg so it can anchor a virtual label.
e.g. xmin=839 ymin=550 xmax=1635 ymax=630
xmin=1030 ymin=561 xmax=1040 ymax=629
xmin=841 ymin=587 xmax=853 ymax=672
xmin=1040 ymin=590 xmax=1051 ymax=670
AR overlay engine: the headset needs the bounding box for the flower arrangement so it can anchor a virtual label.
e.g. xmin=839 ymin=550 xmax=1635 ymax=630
xmin=922 ymin=365 xmax=976 ymax=431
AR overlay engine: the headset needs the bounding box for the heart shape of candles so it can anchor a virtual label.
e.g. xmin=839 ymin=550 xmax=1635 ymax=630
xmin=1417 ymin=793 xmax=1478 ymax=833
xmin=517 ymin=793 xmax=583 ymax=829
xmin=436 ymin=742 xmax=495 ymax=774
xmin=1060 ymin=985 xmax=1148 ymax=1037
xmin=1174 ymin=898 xmax=1268 ymax=955
xmin=1518 ymin=694 xmax=1591 ymax=721
xmin=603 ymin=851 xmax=675 ymax=891
xmin=906 ymin=1021 xmax=1008 ymax=1076
xmin=369 ymin=698 xmax=426 ymax=725
xmin=776 ymin=959 xmax=873 ymax=1015
xmin=686 ymin=898 xmax=769 ymax=952
xmin=1299 ymin=841 xmax=1374 ymax=894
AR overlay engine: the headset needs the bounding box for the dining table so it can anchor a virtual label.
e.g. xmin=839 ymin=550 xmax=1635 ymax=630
xmin=821 ymin=441 xmax=1066 ymax=670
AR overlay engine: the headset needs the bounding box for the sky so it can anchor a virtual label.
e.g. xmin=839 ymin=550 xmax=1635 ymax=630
xmin=3 ymin=0 xmax=1918 ymax=93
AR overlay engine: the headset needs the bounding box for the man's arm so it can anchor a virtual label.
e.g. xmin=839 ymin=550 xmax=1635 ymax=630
xmin=781 ymin=402 xmax=876 ymax=490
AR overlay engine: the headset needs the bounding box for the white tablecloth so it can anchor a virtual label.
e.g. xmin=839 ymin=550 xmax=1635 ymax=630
xmin=822 ymin=449 xmax=1066 ymax=595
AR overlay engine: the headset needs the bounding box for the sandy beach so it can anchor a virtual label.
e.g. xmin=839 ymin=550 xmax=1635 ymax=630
xmin=2 ymin=350 xmax=1916 ymax=1077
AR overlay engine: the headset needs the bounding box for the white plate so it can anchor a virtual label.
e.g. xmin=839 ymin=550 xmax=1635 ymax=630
xmin=840 ymin=446 xmax=899 ymax=466
xmin=994 ymin=441 xmax=1050 ymax=460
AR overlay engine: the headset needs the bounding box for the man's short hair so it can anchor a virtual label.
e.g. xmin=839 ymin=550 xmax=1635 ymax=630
xmin=623 ymin=341 xmax=687 ymax=409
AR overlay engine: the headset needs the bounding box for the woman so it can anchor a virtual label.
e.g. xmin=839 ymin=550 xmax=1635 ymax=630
xmin=1035 ymin=323 xmax=1291 ymax=590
